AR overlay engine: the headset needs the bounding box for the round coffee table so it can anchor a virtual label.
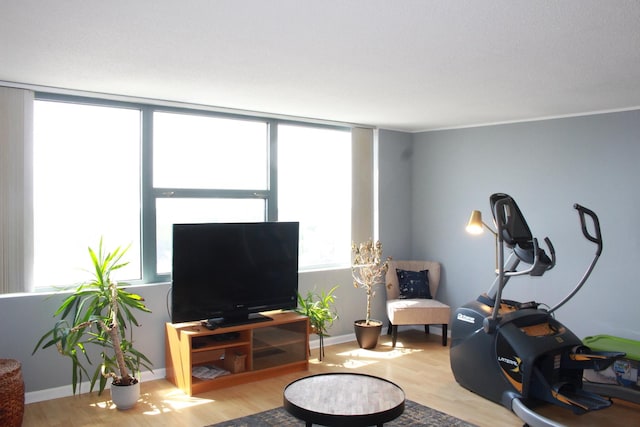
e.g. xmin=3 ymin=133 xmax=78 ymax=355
xmin=283 ymin=372 xmax=405 ymax=426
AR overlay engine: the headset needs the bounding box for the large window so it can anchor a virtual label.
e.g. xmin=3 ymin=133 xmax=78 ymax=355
xmin=153 ymin=112 xmax=268 ymax=190
xmin=278 ymin=124 xmax=351 ymax=269
xmin=152 ymin=111 xmax=270 ymax=274
xmin=32 ymin=95 xmax=352 ymax=289
xmin=33 ymin=100 xmax=142 ymax=286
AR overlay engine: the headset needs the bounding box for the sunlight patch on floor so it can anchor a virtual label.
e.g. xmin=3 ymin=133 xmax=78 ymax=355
xmin=340 ymin=342 xmax=424 ymax=358
xmin=89 ymin=400 xmax=115 ymax=410
xmin=333 ymin=340 xmax=425 ymax=368
xmin=88 ymin=389 xmax=214 ymax=414
xmin=159 ymin=389 xmax=214 ymax=410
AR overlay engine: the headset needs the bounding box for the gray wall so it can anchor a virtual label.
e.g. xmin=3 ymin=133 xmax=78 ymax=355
xmin=4 ymin=110 xmax=639 ymax=397
xmin=408 ymin=110 xmax=640 ymax=342
xmin=0 ymin=283 xmax=170 ymax=394
xmin=0 ymin=268 xmax=363 ymax=395
xmin=378 ymin=129 xmax=414 ymax=261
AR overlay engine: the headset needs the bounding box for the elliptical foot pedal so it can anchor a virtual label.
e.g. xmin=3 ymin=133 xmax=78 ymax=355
xmin=552 ymin=382 xmax=612 ymax=414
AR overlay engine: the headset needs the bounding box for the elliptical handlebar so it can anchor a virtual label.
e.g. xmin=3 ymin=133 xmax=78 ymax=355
xmin=574 ymin=203 xmax=603 ymax=256
xmin=548 ymin=203 xmax=603 ymax=314
xmin=543 ymin=237 xmax=557 ymax=269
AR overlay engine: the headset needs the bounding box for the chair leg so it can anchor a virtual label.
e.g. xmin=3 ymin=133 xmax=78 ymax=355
xmin=442 ymin=324 xmax=448 ymax=346
xmin=387 ymin=321 xmax=392 ymax=335
xmin=391 ymin=325 xmax=398 ymax=348
xmin=424 ymin=325 xmax=430 ymax=335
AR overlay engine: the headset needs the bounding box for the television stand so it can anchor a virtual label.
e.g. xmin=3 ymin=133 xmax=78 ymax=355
xmin=206 ymin=313 xmax=272 ymax=329
xmin=166 ymin=311 xmax=309 ymax=395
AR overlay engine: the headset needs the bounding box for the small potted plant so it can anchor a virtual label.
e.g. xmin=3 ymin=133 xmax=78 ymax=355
xmin=296 ymin=285 xmax=339 ymax=361
xmin=33 ymin=239 xmax=152 ymax=409
xmin=352 ymin=239 xmax=389 ymax=349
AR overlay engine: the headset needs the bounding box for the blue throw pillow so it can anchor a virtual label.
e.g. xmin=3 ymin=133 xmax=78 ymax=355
xmin=396 ymin=269 xmax=432 ymax=299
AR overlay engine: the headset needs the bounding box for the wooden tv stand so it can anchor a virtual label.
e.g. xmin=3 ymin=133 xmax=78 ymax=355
xmin=165 ymin=311 xmax=309 ymax=395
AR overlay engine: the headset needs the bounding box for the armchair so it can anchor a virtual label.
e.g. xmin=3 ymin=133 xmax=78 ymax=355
xmin=385 ymin=260 xmax=450 ymax=347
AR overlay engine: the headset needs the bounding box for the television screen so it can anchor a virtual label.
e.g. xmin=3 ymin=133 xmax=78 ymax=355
xmin=171 ymin=221 xmax=299 ymax=325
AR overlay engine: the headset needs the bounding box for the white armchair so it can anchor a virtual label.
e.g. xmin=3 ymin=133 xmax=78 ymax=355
xmin=385 ymin=260 xmax=450 ymax=347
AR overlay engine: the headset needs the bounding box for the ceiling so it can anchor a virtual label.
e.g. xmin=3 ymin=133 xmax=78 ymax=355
xmin=2 ymin=1 xmax=639 ymax=132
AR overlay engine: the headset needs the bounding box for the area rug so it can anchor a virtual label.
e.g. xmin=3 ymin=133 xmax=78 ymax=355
xmin=207 ymin=399 xmax=477 ymax=426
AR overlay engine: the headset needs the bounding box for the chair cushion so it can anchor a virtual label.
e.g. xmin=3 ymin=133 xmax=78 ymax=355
xmin=386 ymin=298 xmax=451 ymax=325
xmin=396 ymin=268 xmax=432 ymax=299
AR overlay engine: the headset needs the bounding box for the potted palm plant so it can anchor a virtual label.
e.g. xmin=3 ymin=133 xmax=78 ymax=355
xmin=295 ymin=285 xmax=339 ymax=361
xmin=33 ymin=239 xmax=152 ymax=409
xmin=352 ymin=239 xmax=389 ymax=349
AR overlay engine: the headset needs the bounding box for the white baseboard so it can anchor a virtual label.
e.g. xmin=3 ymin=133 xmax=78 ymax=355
xmin=307 ymin=324 xmax=447 ymax=350
xmin=27 ymin=326 xmax=448 ymax=404
xmin=25 ymin=368 xmax=166 ymax=404
xmin=308 ymin=332 xmax=355 ymax=349
xmin=26 ymin=334 xmax=357 ymax=403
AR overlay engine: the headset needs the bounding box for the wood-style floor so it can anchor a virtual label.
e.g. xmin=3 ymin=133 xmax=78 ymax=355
xmin=23 ymin=330 xmax=640 ymax=427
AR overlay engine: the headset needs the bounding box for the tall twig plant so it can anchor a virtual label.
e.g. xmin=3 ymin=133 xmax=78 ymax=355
xmin=351 ymin=239 xmax=390 ymax=325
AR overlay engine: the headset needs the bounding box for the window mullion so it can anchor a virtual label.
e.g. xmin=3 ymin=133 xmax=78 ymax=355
xmin=141 ymin=106 xmax=157 ymax=283
xmin=153 ymin=188 xmax=269 ymax=199
xmin=268 ymin=120 xmax=278 ymax=221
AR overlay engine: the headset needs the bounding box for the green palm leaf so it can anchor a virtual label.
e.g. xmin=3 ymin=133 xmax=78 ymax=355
xmin=32 ymin=239 xmax=153 ymax=395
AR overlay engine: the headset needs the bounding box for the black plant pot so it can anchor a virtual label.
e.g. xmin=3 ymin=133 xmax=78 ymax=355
xmin=354 ymin=320 xmax=383 ymax=349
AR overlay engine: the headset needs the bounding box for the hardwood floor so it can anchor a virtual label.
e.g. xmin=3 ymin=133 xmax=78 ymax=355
xmin=23 ymin=329 xmax=640 ymax=426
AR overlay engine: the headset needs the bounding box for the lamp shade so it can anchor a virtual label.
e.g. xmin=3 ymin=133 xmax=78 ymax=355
xmin=466 ymin=210 xmax=484 ymax=235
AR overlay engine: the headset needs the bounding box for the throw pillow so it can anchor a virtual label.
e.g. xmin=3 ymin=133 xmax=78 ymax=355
xmin=396 ymin=268 xmax=432 ymax=299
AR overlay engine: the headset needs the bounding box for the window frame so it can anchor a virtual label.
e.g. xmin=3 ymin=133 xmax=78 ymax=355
xmin=34 ymin=92 xmax=352 ymax=287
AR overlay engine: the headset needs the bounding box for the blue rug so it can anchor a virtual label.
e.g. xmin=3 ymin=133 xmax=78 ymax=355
xmin=208 ymin=399 xmax=477 ymax=426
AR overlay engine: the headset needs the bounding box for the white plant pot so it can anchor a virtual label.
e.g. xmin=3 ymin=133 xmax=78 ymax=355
xmin=110 ymin=380 xmax=140 ymax=410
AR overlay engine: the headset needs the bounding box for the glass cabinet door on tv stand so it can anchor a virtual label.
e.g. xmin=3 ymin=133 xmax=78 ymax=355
xmin=165 ymin=311 xmax=309 ymax=395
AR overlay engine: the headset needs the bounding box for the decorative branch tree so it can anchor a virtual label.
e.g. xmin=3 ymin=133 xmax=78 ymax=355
xmin=351 ymin=239 xmax=390 ymax=325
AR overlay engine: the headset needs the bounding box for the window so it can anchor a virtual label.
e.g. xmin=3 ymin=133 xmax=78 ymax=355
xmin=152 ymin=111 xmax=270 ymax=274
xmin=155 ymin=198 xmax=266 ymax=273
xmin=32 ymin=95 xmax=352 ymax=289
xmin=153 ymin=112 xmax=268 ymax=190
xmin=33 ymin=100 xmax=142 ymax=286
xmin=277 ymin=124 xmax=352 ymax=269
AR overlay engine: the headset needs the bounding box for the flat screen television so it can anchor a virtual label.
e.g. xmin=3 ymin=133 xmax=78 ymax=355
xmin=171 ymin=221 xmax=299 ymax=326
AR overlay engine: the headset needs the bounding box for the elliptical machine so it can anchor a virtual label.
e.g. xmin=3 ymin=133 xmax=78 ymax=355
xmin=450 ymin=193 xmax=624 ymax=427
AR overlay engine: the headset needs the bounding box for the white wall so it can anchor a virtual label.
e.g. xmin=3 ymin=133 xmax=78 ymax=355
xmin=407 ymin=110 xmax=640 ymax=342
